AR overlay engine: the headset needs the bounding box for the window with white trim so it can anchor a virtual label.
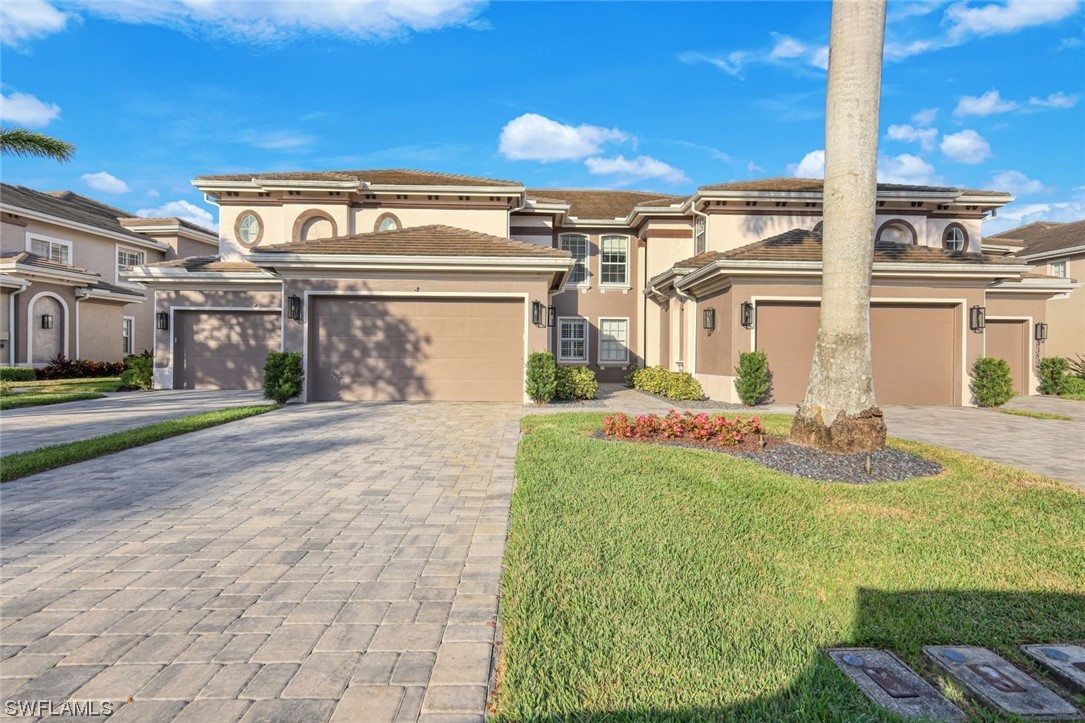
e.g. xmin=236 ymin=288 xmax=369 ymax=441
xmin=1051 ymin=259 xmax=1067 ymax=278
xmin=943 ymin=226 xmax=966 ymax=252
xmin=122 ymin=317 xmax=134 ymax=355
xmin=558 ymin=318 xmax=588 ymax=361
xmin=30 ymin=237 xmax=70 ymax=265
xmin=600 ymin=235 xmax=629 ymax=285
xmin=560 ymin=234 xmax=588 ymax=284
xmin=694 ymin=215 xmax=706 ymax=255
xmin=117 ymin=247 xmax=145 ymax=275
xmin=599 ymin=318 xmax=629 ymax=363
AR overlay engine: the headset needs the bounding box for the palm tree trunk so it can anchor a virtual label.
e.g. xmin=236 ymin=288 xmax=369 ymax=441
xmin=790 ymin=0 xmax=888 ymax=453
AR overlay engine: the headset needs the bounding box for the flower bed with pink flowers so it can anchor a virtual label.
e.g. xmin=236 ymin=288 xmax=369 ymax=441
xmin=602 ymin=410 xmax=769 ymax=448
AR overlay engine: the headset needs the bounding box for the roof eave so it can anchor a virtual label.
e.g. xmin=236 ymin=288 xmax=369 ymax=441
xmin=1018 ymin=244 xmax=1085 ymax=261
xmin=0 ymin=203 xmax=170 ymax=252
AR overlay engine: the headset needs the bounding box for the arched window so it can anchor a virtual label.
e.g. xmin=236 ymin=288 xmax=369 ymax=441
xmin=374 ymin=213 xmax=400 ymax=233
xmin=876 ymin=220 xmax=917 ymax=245
xmin=942 ymin=224 xmax=968 ymax=252
xmin=235 ymin=211 xmax=264 ymax=247
xmin=812 ymin=221 xmax=823 ymax=233
xmin=292 ymin=211 xmax=338 ymax=242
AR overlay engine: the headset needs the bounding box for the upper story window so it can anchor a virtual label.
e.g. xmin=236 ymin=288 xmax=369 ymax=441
xmin=560 ymin=234 xmax=588 ymax=285
xmin=942 ymin=224 xmax=968 ymax=252
xmin=117 ymin=247 xmax=145 ymax=275
xmin=235 ymin=212 xmax=263 ymax=247
xmin=600 ymin=235 xmax=629 ymax=286
xmin=1051 ymin=260 xmax=1067 ymax=278
xmin=694 ymin=215 xmax=706 ymax=255
xmin=375 ymin=213 xmax=401 ymax=233
xmin=876 ymin=220 xmax=917 ymax=245
xmin=30 ymin=236 xmax=71 ymax=265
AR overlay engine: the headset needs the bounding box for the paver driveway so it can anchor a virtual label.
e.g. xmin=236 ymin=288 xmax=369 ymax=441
xmin=0 ymin=402 xmax=522 ymax=722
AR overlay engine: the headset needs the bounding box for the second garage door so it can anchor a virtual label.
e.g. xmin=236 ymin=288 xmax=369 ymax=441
xmin=986 ymin=319 xmax=1030 ymax=396
xmin=174 ymin=310 xmax=281 ymax=390
xmin=309 ymin=297 xmax=525 ymax=402
xmin=755 ymin=302 xmax=959 ymax=405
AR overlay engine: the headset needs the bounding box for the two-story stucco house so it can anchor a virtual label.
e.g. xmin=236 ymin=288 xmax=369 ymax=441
xmin=0 ymin=184 xmax=218 ymax=366
xmin=124 ymin=169 xmax=1075 ymax=404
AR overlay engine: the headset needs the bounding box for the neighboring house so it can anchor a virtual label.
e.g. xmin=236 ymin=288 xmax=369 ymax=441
xmin=125 ymin=170 xmax=1074 ymax=404
xmin=0 ymin=185 xmax=218 ymax=366
xmin=986 ymin=220 xmax=1084 ymax=360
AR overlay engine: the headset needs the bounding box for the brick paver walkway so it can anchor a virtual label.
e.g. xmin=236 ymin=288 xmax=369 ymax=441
xmin=0 ymin=402 xmax=521 ymax=722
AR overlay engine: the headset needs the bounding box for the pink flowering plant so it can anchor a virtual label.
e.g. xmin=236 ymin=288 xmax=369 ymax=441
xmin=602 ymin=410 xmax=764 ymax=447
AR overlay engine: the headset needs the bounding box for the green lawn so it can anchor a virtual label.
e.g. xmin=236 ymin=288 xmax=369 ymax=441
xmin=0 ymin=377 xmax=126 ymax=410
xmin=497 ymin=413 xmax=1085 ymax=721
xmin=997 ymin=408 xmax=1073 ymax=421
xmin=1 ymin=405 xmax=276 ymax=482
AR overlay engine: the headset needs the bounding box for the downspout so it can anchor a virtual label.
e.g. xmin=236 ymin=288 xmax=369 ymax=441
xmin=9 ymin=285 xmax=26 ymax=366
xmin=641 ymin=237 xmax=648 ymax=366
xmin=74 ymin=288 xmax=89 ymax=360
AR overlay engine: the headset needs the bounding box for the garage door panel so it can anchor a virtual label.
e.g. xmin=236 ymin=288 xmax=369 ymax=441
xmin=310 ymin=297 xmax=524 ymax=402
xmin=986 ymin=320 xmax=1029 ymax=396
xmin=175 ymin=311 xmax=280 ymax=390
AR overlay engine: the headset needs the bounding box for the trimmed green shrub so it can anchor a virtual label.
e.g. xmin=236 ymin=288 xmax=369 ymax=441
xmin=624 ymin=366 xmax=642 ymax=388
xmin=734 ymin=351 xmax=771 ymax=406
xmin=119 ymin=351 xmax=153 ymax=391
xmin=1067 ymin=354 xmax=1085 ymax=378
xmin=0 ymin=367 xmax=36 ymax=382
xmin=970 ymin=356 xmax=1015 ymax=407
xmin=263 ymin=351 xmax=304 ymax=404
xmin=555 ymin=365 xmax=598 ymax=401
xmin=1063 ymin=376 xmax=1085 ymax=396
xmin=1037 ymin=356 xmax=1069 ymax=395
xmin=526 ymin=351 xmax=557 ymax=404
xmin=628 ymin=365 xmax=705 ymax=401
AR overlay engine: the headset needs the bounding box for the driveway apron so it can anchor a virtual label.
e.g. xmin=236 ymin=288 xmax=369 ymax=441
xmin=0 ymin=402 xmax=522 ymax=722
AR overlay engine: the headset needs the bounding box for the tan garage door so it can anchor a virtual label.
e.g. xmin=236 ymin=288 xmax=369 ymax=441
xmin=986 ymin=319 xmax=1030 ymax=396
xmin=174 ymin=311 xmax=280 ymax=390
xmin=309 ymin=297 xmax=524 ymax=402
xmin=755 ymin=302 xmax=958 ymax=405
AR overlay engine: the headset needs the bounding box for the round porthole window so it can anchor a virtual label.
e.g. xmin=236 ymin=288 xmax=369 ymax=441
xmin=236 ymin=212 xmax=263 ymax=247
xmin=376 ymin=214 xmax=400 ymax=233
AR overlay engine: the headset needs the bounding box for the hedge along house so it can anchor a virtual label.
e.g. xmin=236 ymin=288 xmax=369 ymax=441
xmin=125 ymin=169 xmax=1075 ymax=404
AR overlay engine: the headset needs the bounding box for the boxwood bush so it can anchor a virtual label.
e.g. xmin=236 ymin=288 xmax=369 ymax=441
xmin=263 ymin=351 xmax=304 ymax=404
xmin=734 ymin=351 xmax=771 ymax=406
xmin=555 ymin=365 xmax=598 ymax=401
xmin=1037 ymin=356 xmax=1069 ymax=396
xmin=970 ymin=356 xmax=1015 ymax=407
xmin=119 ymin=352 xmax=153 ymax=391
xmin=627 ymin=365 xmax=705 ymax=401
xmin=1063 ymin=376 xmax=1085 ymax=396
xmin=0 ymin=367 xmax=36 ymax=382
xmin=526 ymin=351 xmax=557 ymax=404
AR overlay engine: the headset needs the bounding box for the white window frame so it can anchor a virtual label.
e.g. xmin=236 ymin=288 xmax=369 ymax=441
xmin=26 ymin=232 xmax=73 ymax=265
xmin=116 ymin=245 xmax=146 ymax=285
xmin=944 ymin=226 xmax=966 ymax=252
xmin=122 ymin=316 xmax=135 ymax=356
xmin=1051 ymin=259 xmax=1067 ymax=278
xmin=557 ymin=316 xmax=588 ymax=362
xmin=598 ymin=316 xmax=630 ymax=365
xmin=599 ymin=234 xmax=630 ymax=287
xmin=694 ymin=215 xmax=707 ymax=255
xmin=559 ymin=233 xmax=589 ymax=286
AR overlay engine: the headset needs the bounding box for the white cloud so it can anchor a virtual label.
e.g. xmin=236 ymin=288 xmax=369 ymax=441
xmin=137 ymin=200 xmax=217 ymax=230
xmin=499 ymin=113 xmax=631 ymax=162
xmin=911 ymin=107 xmax=939 ymax=126
xmin=945 ymin=0 xmax=1080 ymax=40
xmin=0 ymin=90 xmax=60 ymax=127
xmin=770 ymin=34 xmax=807 ymax=60
xmin=940 ymin=129 xmax=992 ymax=164
xmin=9 ymin=0 xmax=485 ymax=45
xmin=239 ymin=129 xmax=314 ymax=150
xmin=146 ymin=188 xmax=159 ymax=198
xmin=887 ymin=123 xmax=939 ymax=152
xmin=989 ymin=170 xmax=1048 ymax=195
xmin=1 ymin=0 xmax=68 ymax=47
xmin=747 ymin=161 xmax=765 ymax=174
xmin=884 ymin=39 xmax=938 ymax=61
xmin=878 ymin=154 xmax=940 ymax=185
xmin=788 ymin=149 xmax=825 ymax=178
xmin=680 ymin=34 xmax=828 ymax=78
xmin=678 ymin=50 xmax=747 ymax=76
xmin=1028 ymin=91 xmax=1079 ymax=109
xmin=80 ymin=172 xmax=130 ymax=194
xmin=983 ymin=198 xmax=1085 ymax=234
xmin=1058 ymin=36 xmax=1084 ymax=49
xmin=584 ymin=155 xmax=689 ymax=185
xmin=954 ymin=89 xmax=1018 ymax=116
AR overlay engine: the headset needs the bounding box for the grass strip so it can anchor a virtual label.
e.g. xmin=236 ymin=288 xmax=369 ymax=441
xmin=1 ymin=376 xmax=121 ymax=390
xmin=497 ymin=411 xmax=1085 ymax=721
xmin=1 ymin=405 xmax=276 ymax=482
xmin=998 ymin=408 xmax=1073 ymax=421
xmin=0 ymin=392 xmax=106 ymax=410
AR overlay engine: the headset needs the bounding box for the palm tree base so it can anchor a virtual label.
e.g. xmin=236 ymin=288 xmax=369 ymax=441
xmin=789 ymin=406 xmax=887 ymax=454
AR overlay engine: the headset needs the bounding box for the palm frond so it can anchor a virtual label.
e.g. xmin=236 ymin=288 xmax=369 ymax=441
xmin=0 ymin=127 xmax=76 ymax=162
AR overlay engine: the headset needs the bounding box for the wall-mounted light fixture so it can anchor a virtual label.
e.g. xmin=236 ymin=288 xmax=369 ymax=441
xmin=288 ymin=294 xmax=302 ymax=322
xmin=702 ymin=307 xmax=716 ymax=331
xmin=156 ymin=311 xmax=169 ymax=331
xmin=1034 ymin=322 xmax=1048 ymax=343
xmin=969 ymin=305 xmax=986 ymax=333
xmin=547 ymin=306 xmax=557 ymax=328
xmin=531 ymin=300 xmax=544 ymax=326
xmin=40 ymin=314 xmax=54 ymax=330
xmin=740 ymin=301 xmax=755 ymax=329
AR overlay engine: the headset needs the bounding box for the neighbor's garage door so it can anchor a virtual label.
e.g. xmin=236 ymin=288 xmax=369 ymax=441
xmin=756 ymin=302 xmax=958 ymax=405
xmin=174 ymin=310 xmax=280 ymax=390
xmin=309 ymin=297 xmax=524 ymax=402
xmin=986 ymin=319 xmax=1030 ymax=396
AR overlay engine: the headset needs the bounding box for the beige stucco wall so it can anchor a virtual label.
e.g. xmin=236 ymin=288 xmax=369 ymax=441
xmin=352 ymin=205 xmax=509 ymax=239
xmin=1038 ymin=252 xmax=1085 ymax=359
xmin=15 ymin=282 xmax=77 ymax=364
xmin=79 ymin=301 xmax=126 ymax=362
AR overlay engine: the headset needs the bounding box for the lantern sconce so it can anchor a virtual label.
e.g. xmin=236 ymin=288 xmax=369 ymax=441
xmin=1034 ymin=322 xmax=1048 ymax=343
xmin=531 ymin=300 xmax=544 ymax=326
xmin=547 ymin=306 xmax=557 ymax=328
xmin=740 ymin=301 xmax=755 ymax=330
xmin=40 ymin=314 xmax=54 ymax=330
xmin=702 ymin=307 xmax=716 ymax=331
xmin=156 ymin=311 xmax=169 ymax=331
xmin=969 ymin=305 xmax=986 ymax=333
xmin=288 ymin=294 xmax=302 ymax=322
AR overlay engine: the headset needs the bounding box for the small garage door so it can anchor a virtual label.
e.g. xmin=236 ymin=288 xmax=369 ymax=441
xmin=986 ymin=319 xmax=1030 ymax=396
xmin=174 ymin=311 xmax=280 ymax=390
xmin=755 ymin=302 xmax=958 ymax=405
xmin=309 ymin=297 xmax=524 ymax=402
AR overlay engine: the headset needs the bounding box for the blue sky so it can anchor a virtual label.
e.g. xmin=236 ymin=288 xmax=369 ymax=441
xmin=1 ymin=0 xmax=1082 ymax=234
